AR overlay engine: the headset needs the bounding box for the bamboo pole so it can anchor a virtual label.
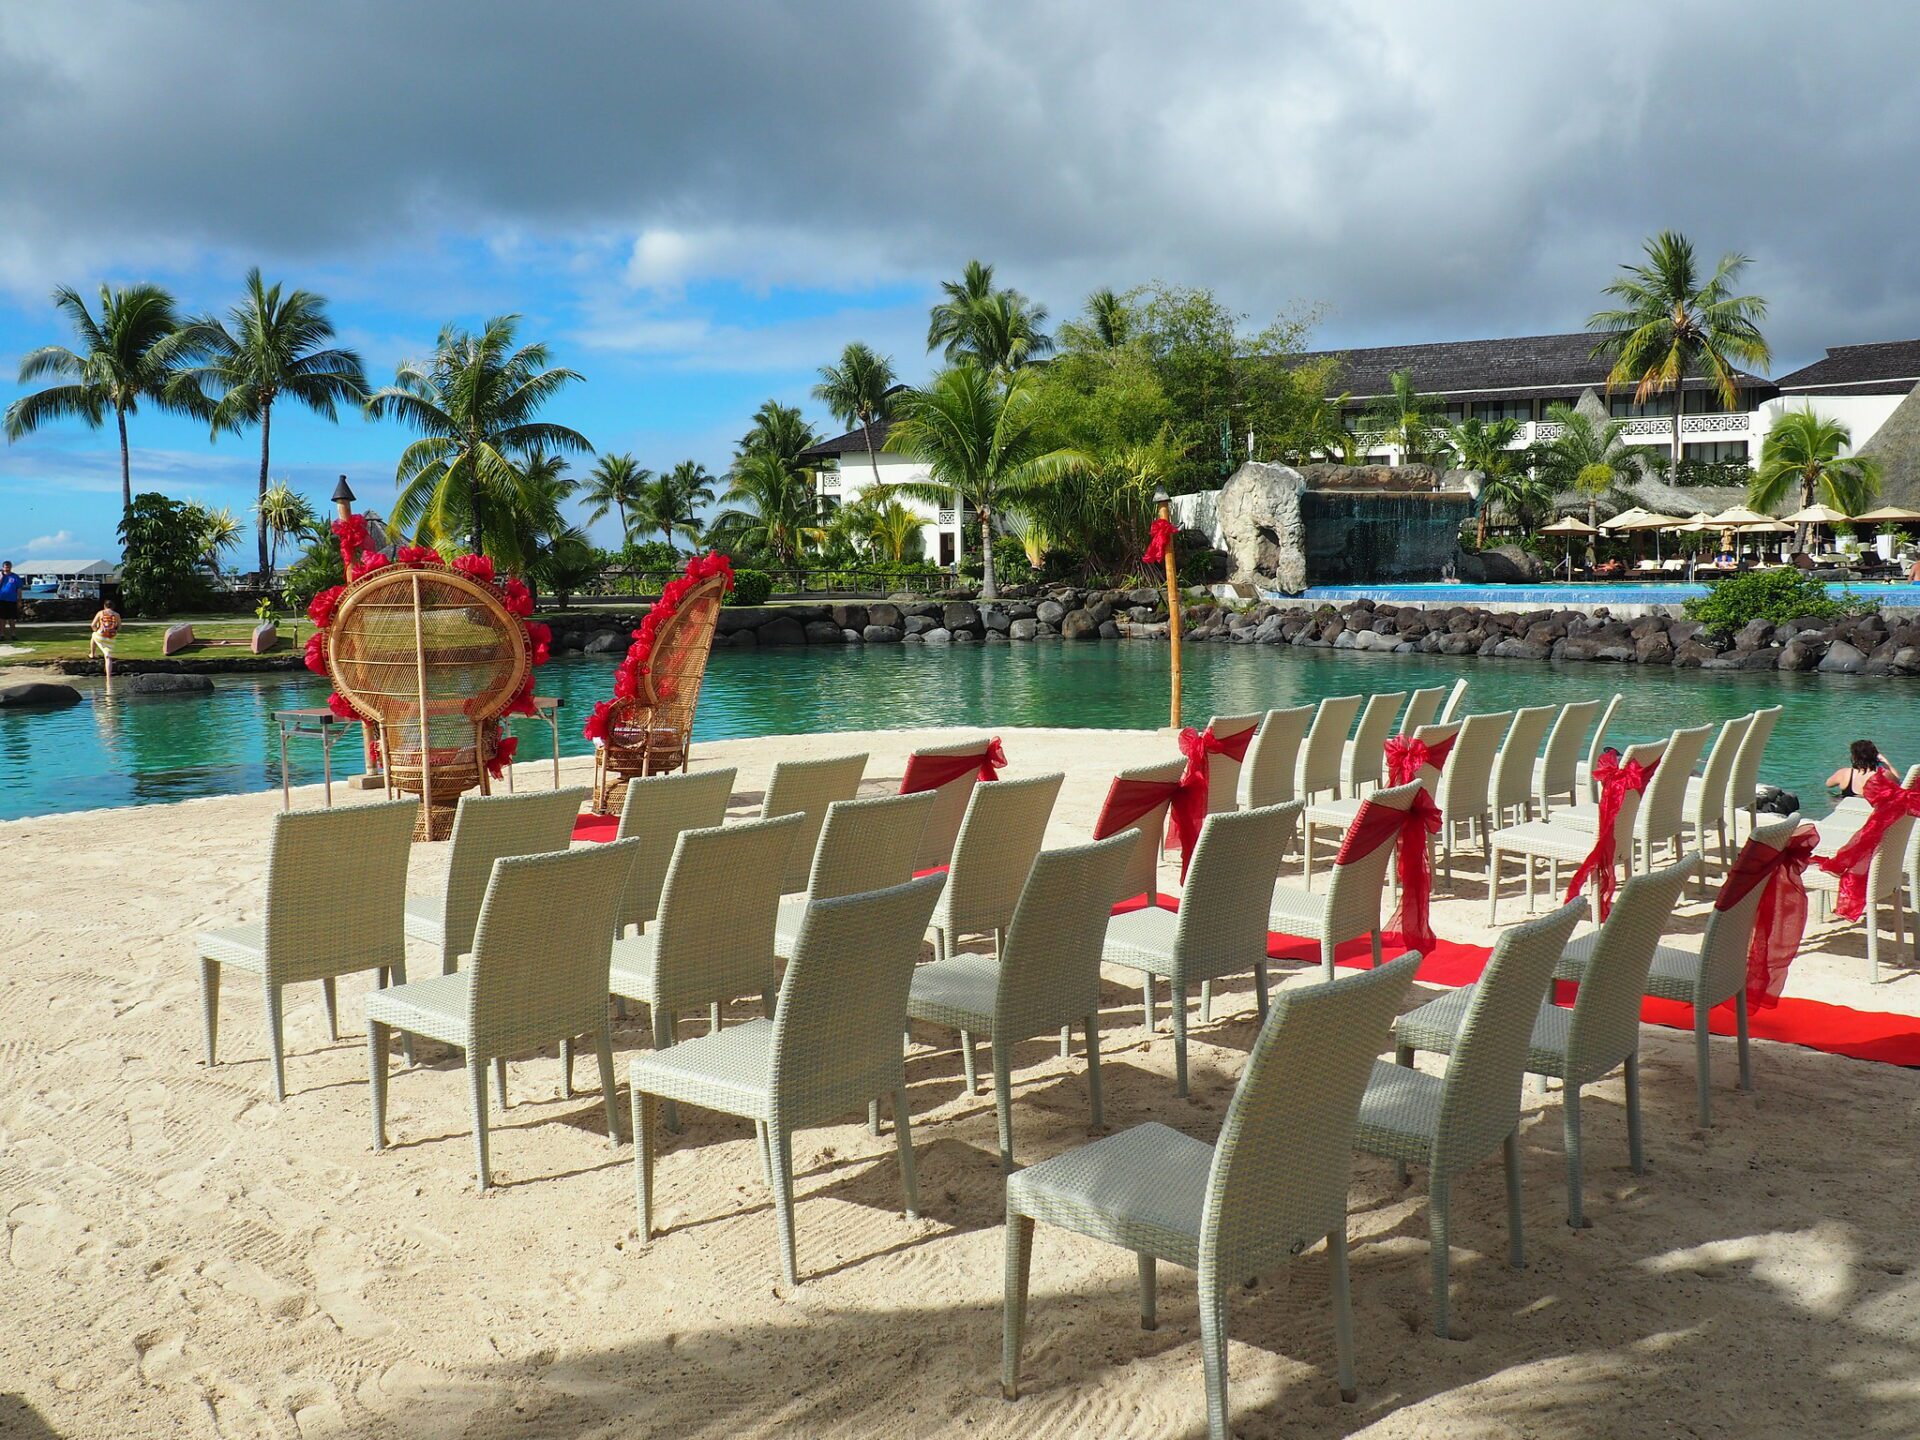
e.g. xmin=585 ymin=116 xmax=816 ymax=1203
xmin=410 ymin=572 xmax=434 ymax=838
xmin=1157 ymin=489 xmax=1182 ymax=730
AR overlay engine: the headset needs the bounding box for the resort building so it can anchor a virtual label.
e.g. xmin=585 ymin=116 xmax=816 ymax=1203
xmin=796 ymin=421 xmax=970 ymax=566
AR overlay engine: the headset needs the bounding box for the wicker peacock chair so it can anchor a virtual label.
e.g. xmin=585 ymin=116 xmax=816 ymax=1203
xmin=589 ymin=566 xmax=728 ymax=814
xmin=325 ymin=564 xmax=530 ymax=840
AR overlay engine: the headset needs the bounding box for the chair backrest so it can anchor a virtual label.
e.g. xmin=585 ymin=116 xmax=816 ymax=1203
xmin=760 ymin=753 xmax=869 ymax=893
xmin=1200 ymin=951 xmax=1420 ymax=1276
xmin=1175 ymin=804 xmax=1300 ymax=971
xmin=1726 ymin=705 xmax=1782 ymax=816
xmin=770 ymin=873 xmax=946 ymax=1126
xmin=1538 ymin=699 xmax=1602 ymax=801
xmin=1857 ymin=763 xmax=1920 ymax=902
xmin=1439 ymin=677 xmax=1470 ymax=723
xmin=438 ymin=787 xmax=590 ymax=959
xmin=1245 ymin=705 xmax=1313 ymax=807
xmin=1585 ymin=694 xmax=1624 ymax=779
xmin=942 ymin=772 xmax=1064 ymax=935
xmin=1344 ymin=692 xmax=1407 ymax=791
xmin=1298 ymin=694 xmax=1362 ymax=797
xmin=1689 ymin=712 xmax=1754 ymax=823
xmin=1565 ymin=851 xmax=1700 ymax=1079
xmin=615 ymin=767 xmax=736 ymax=933
xmin=804 ymin=791 xmax=936 ymax=902
xmin=1492 ymin=705 xmax=1557 ymax=815
xmin=263 ymin=798 xmax=418 ymax=981
xmin=1605 ymin=738 xmax=1666 ymax=859
xmin=1203 ymin=712 xmax=1261 ymax=812
xmin=1098 ymin=759 xmax=1184 ymax=904
xmin=1698 ymin=817 xmax=1801 ymax=1005
xmin=467 ymin=838 xmax=639 ymax=1056
xmin=995 ymin=833 xmax=1137 ymax=1036
xmin=1638 ymin=724 xmax=1712 ymax=841
xmin=1398 ymin=722 xmax=1462 ymax=793
xmin=1432 ymin=898 xmax=1586 ymax=1170
xmin=1436 ymin=712 xmax=1512 ymax=821
xmin=1398 ymin=686 xmax=1446 ymax=737
xmin=1326 ymin=781 xmax=1423 ymax=939
xmin=650 ymin=813 xmax=804 ymax=1012
xmin=907 ymin=737 xmax=994 ymax=871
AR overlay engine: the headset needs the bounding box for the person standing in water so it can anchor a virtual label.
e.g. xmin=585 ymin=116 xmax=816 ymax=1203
xmin=88 ymin=598 xmax=120 ymax=678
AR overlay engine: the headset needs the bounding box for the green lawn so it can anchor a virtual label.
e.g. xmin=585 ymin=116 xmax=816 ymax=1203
xmin=1 ymin=621 xmax=298 ymax=666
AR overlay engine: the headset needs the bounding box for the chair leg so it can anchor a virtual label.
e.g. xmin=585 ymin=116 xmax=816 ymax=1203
xmin=264 ymin=982 xmax=287 ymax=1102
xmin=1694 ymin=1008 xmax=1713 ymax=1128
xmin=468 ymin=1056 xmax=492 ymax=1191
xmin=991 ymin=1041 xmax=1015 ymax=1174
xmin=1059 ymin=1024 xmax=1071 ymax=1060
xmin=756 ymin=1120 xmax=774 ymax=1190
xmin=595 ymin=1026 xmax=621 ymax=1143
xmin=1253 ymin=962 xmax=1269 ymax=1018
xmin=959 ymin=1030 xmax=979 ymax=1095
xmin=199 ymin=958 xmax=220 ymax=1066
xmin=1085 ymin=1017 xmax=1103 ymax=1133
xmin=1328 ymin=1225 xmax=1358 ymax=1403
xmin=1624 ymin=1051 xmax=1645 ymax=1174
xmin=1487 ymin=852 xmax=1501 ymax=924
xmin=1503 ymin=1129 xmax=1525 ymax=1269
xmin=868 ymin=1099 xmax=881 ymax=1136
xmin=1321 ymin=936 xmax=1336 ymax=983
xmin=1199 ymin=980 xmax=1213 ymax=1024
xmin=1429 ymin=1175 xmax=1452 ymax=1340
xmin=1736 ymin=990 xmax=1753 ymax=1092
xmin=654 ymin=1009 xmax=681 ymax=1133
xmin=769 ymin=1122 xmax=800 ymax=1289
xmin=1564 ymin=1085 xmax=1586 ymax=1228
xmin=893 ymin=1087 xmax=920 ymax=1217
xmin=1198 ymin=1274 xmax=1232 ymax=1439
xmin=1393 ymin=1043 xmax=1414 ymax=1187
xmin=321 ymin=977 xmax=339 ymax=1042
xmin=1141 ymin=973 xmax=1156 ymax=1033
xmin=369 ymin=1020 xmax=389 ymax=1150
xmin=1137 ymin=1252 xmax=1157 ymax=1330
xmin=1869 ymin=897 xmax=1882 ymax=983
xmin=1170 ymin=984 xmax=1190 ymax=1097
xmin=560 ymin=1039 xmax=575 ymax=1098
xmin=493 ymin=1055 xmax=509 ymax=1111
xmin=633 ymin=1089 xmax=656 ymax=1238
xmin=1001 ymin=1213 xmax=1035 ymax=1400
xmin=1370 ymin=931 xmax=1382 ymax=970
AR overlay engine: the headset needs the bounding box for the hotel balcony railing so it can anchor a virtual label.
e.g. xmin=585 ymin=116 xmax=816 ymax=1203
xmin=1348 ymin=412 xmax=1756 ymax=451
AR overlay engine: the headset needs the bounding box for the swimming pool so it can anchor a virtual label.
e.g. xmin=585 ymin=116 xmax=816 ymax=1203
xmin=1296 ymin=581 xmax=1920 ymax=607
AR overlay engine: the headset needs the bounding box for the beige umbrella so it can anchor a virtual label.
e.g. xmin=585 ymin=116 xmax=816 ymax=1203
xmin=1622 ymin=509 xmax=1684 ymax=562
xmin=1541 ymin=515 xmax=1597 ymax=576
xmin=1782 ymin=502 xmax=1852 ymax=525
xmin=1706 ymin=504 xmax=1776 ymax=529
xmin=1853 ymin=504 xmax=1920 ymax=523
xmin=1599 ymin=506 xmax=1653 ymax=532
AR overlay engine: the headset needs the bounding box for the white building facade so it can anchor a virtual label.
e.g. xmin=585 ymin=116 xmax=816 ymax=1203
xmin=797 ymin=423 xmax=971 ymax=567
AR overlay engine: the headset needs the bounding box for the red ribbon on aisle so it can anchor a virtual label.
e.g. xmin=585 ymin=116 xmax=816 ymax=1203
xmin=1716 ymin=824 xmax=1818 ymax=1009
xmin=1384 ymin=732 xmax=1457 ymax=787
xmin=900 ymin=737 xmax=1007 ymax=795
xmin=1565 ymin=748 xmax=1659 ymax=921
xmin=1141 ymin=516 xmax=1177 ymax=565
xmin=1332 ymin=790 xmax=1444 ymax=954
xmin=1816 ymin=770 xmax=1920 ymax=920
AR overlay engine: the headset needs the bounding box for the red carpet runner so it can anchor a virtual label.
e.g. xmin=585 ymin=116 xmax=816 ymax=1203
xmin=571 ymin=812 xmax=1920 ymax=1068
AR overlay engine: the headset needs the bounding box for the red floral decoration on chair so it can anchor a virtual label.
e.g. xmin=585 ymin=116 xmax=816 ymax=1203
xmin=582 ymin=551 xmax=734 ymax=742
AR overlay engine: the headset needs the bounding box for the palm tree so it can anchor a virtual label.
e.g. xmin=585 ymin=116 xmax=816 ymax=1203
xmin=1587 ymin=230 xmax=1771 ymax=463
xmin=926 ymin=260 xmax=1053 ymax=374
xmin=1361 ymin=371 xmax=1441 ymax=465
xmin=365 ymin=315 xmax=591 ymax=556
xmin=512 ymin=448 xmax=595 ymax=601
xmin=881 ymin=365 xmax=1084 ymax=598
xmin=1749 ymin=407 xmax=1882 ymax=550
xmin=256 ymin=480 xmax=318 ymax=575
xmin=177 ymin=269 xmax=368 ymax=573
xmin=711 ymin=451 xmax=824 ymax=567
xmin=4 ymin=283 xmax=203 ymax=521
xmin=1085 ymin=287 xmax=1132 ymax=349
xmin=581 ymin=453 xmax=650 ymax=542
xmin=191 ymin=504 xmax=245 ymax=574
xmin=1445 ymin=417 xmax=1544 ymax=543
xmin=637 ymin=460 xmax=716 ymax=549
xmin=1535 ymin=403 xmax=1639 ymax=528
xmin=735 ymin=399 xmax=819 ymax=472
xmin=834 ymin=496 xmax=925 ymax=565
xmin=812 ymin=342 xmax=897 ymax=488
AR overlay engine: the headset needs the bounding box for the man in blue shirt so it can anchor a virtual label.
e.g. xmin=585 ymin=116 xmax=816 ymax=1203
xmin=0 ymin=561 xmax=22 ymax=640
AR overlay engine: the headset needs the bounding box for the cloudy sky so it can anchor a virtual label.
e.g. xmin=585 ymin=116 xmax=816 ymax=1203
xmin=4 ymin=0 xmax=1920 ymax=560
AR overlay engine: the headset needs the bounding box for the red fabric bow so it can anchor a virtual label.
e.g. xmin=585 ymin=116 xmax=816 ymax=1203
xmin=1156 ymin=724 xmax=1257 ymax=878
xmin=452 ymin=553 xmax=496 ymax=584
xmin=307 ymin=585 xmax=344 ymax=629
xmin=1333 ymin=790 xmax=1444 ymax=953
xmin=501 ymin=578 xmax=534 ymax=617
xmin=1141 ymin=516 xmax=1177 ymax=565
xmin=524 ymin=621 xmax=551 ymax=666
xmin=901 ymin=737 xmax=1006 ymax=795
xmin=347 ymin=549 xmax=389 ymax=581
xmin=486 ymin=733 xmax=518 ymax=780
xmin=1721 ymin=824 xmax=1818 ymax=1009
xmin=302 ymin=632 xmax=327 ymax=675
xmin=326 ymin=691 xmax=358 ymax=722
xmin=583 ymin=699 xmax=614 ymax=744
xmin=1566 ymin=748 xmax=1659 ymax=920
xmin=1817 ymin=771 xmax=1920 ymax=920
xmin=396 ymin=544 xmax=443 ymax=567
xmin=1384 ymin=732 xmax=1456 ymax=787
xmin=331 ymin=514 xmax=370 ymax=567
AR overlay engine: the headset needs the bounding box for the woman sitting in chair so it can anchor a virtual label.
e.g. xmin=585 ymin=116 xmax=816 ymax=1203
xmin=1828 ymin=739 xmax=1897 ymax=800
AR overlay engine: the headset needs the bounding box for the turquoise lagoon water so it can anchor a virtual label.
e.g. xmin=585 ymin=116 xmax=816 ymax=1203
xmin=2 ymin=642 xmax=1916 ymax=822
xmin=1301 ymin=581 xmax=1920 ymax=607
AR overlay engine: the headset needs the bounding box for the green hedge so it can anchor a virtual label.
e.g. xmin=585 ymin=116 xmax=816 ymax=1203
xmin=1682 ymin=569 xmax=1871 ymax=632
xmin=728 ymin=568 xmax=773 ymax=605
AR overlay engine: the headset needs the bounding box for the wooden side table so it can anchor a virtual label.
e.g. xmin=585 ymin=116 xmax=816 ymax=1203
xmin=272 ymin=708 xmax=355 ymax=809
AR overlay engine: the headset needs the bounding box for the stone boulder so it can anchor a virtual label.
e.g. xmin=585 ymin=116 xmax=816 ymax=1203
xmin=1060 ymin=608 xmax=1101 ymax=640
xmin=831 ymin=604 xmax=869 ymax=631
xmin=0 ymin=681 xmax=82 ymax=709
xmin=1818 ymin=640 xmax=1867 ymax=674
xmin=582 ymin=630 xmax=625 ymax=654
xmin=803 ymin=619 xmax=842 ymax=644
xmin=1214 ymin=460 xmax=1308 ymax=592
xmin=942 ymin=601 xmax=981 ymax=633
xmin=922 ymin=627 xmax=953 ymax=644
xmin=1035 ymin=599 xmax=1066 ymax=626
xmin=866 ymin=602 xmax=903 ymax=630
xmin=128 ymin=672 xmax=215 ymax=697
xmin=862 ymin=624 xmax=902 ymax=644
xmin=1008 ymin=618 xmax=1038 ymax=641
xmin=757 ymin=616 xmax=808 ymax=647
xmin=1454 ymin=545 xmax=1539 ymax=583
xmin=903 ymin=614 xmax=935 ymax=636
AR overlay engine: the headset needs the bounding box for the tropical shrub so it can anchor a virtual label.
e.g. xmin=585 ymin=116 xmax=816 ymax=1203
xmin=118 ymin=492 xmax=213 ymax=614
xmin=280 ymin=530 xmax=346 ymax=612
xmin=1682 ymin=568 xmax=1870 ymax=632
xmin=728 ymin=568 xmax=773 ymax=605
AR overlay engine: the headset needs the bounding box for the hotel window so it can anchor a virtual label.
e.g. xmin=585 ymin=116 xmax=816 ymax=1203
xmin=1470 ymin=399 xmax=1531 ymax=423
xmin=1609 ymin=393 xmax=1675 ymax=417
xmin=1439 ymin=402 xmax=1468 ymax=424
xmin=1683 ymin=441 xmax=1751 ymax=463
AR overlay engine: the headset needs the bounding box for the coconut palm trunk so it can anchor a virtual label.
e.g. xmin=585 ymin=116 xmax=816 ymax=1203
xmin=116 ymin=407 xmax=132 ymax=521
xmin=978 ymin=505 xmax=996 ymax=599
xmin=255 ymin=403 xmax=273 ymax=573
xmin=1671 ymin=403 xmax=1682 ymax=466
xmin=864 ymin=418 xmax=882 ymax=488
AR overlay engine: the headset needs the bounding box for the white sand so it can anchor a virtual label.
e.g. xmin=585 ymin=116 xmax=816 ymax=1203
xmin=2 ymin=726 xmax=1917 ymax=1438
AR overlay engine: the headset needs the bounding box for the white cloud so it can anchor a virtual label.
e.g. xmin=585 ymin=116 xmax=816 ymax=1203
xmin=23 ymin=529 xmax=74 ymax=553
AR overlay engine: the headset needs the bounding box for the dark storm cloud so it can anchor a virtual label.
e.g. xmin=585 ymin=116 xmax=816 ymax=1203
xmin=5 ymin=1 xmax=1920 ymax=365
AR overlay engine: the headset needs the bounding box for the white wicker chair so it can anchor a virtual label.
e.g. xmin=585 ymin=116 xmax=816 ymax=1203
xmin=1531 ymin=698 xmax=1602 ymax=816
xmin=1271 ymin=783 xmax=1421 ymax=980
xmin=1102 ymin=803 xmax=1299 ymax=1096
xmin=1438 ymin=677 xmax=1469 ymax=723
xmin=905 ymin=736 xmax=995 ymax=871
xmin=1491 ymin=704 xmax=1557 ymax=827
xmin=1573 ymin=693 xmax=1624 ymax=800
xmin=1302 ymin=730 xmax=1456 ymax=884
xmin=759 ymin=753 xmax=869 ymax=894
xmin=1486 ymin=738 xmax=1665 ymax=923
xmin=907 ymin=833 xmax=1135 ymax=1171
xmin=1201 ymin=712 xmax=1261 ymax=812
xmin=1807 ymin=767 xmax=1919 ymax=983
xmin=367 ymin=838 xmax=639 ymax=1189
xmin=1001 ymin=952 xmax=1421 ymax=1437
xmin=1245 ymin=705 xmax=1313 ymax=808
xmin=1723 ymin=705 xmax=1782 ymax=843
xmin=196 ymin=799 xmax=418 ymax=1100
xmin=1397 ymin=853 xmax=1699 ymax=1226
xmin=1296 ymin=694 xmax=1362 ymax=803
xmin=611 ymin=767 xmax=736 ymax=938
xmin=1398 ymin=685 xmax=1446 ymax=737
xmin=1340 ymin=691 xmax=1407 ymax=799
xmin=1680 ymin=713 xmax=1754 ymax=882
xmin=403 ymin=787 xmax=589 ymax=973
xmin=928 ymin=772 xmax=1063 ymax=965
xmin=1557 ymin=819 xmax=1799 ymax=1125
xmin=1098 ymin=759 xmax=1184 ymax=907
xmin=631 ymin=873 xmax=946 ymax=1288
xmin=1434 ymin=711 xmax=1513 ymax=887
xmin=1355 ymin=898 xmax=1586 ymax=1337
xmin=1555 ymin=724 xmax=1713 ymax=872
xmin=774 ymin=791 xmax=936 ymax=960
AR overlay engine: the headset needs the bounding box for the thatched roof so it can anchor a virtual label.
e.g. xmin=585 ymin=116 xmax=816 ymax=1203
xmin=1856 ymin=382 xmax=1920 ymax=508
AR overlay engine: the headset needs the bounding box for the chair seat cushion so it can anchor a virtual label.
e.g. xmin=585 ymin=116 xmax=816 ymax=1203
xmin=404 ymin=894 xmax=445 ymax=948
xmin=197 ymin=921 xmax=264 ymax=971
xmin=1267 ymin=883 xmax=1329 ymax=939
xmin=1491 ymin=818 xmax=1597 ymax=861
xmin=1394 ymin=985 xmax=1475 ymax=1056
xmin=1305 ymin=798 xmax=1363 ymax=832
xmin=608 ymin=931 xmax=659 ymax=1002
xmin=365 ymin=971 xmax=472 ymax=1047
xmin=1101 ymin=906 xmax=1182 ymax=972
xmin=907 ymin=953 xmax=1000 ymax=1033
xmin=630 ymin=1017 xmax=773 ymax=1121
xmin=1005 ymin=1121 xmax=1210 ymax=1268
xmin=1353 ymin=1059 xmax=1443 ymax=1163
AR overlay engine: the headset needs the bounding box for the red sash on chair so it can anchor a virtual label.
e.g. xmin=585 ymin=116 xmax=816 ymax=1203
xmin=1334 ymin=790 xmax=1444 ymax=953
xmin=1384 ymin=732 xmax=1456 ymax=787
xmin=1162 ymin=724 xmax=1256 ymax=878
xmin=901 ymin=737 xmax=1006 ymax=795
xmin=1816 ymin=771 xmax=1920 ymax=920
xmin=1718 ymin=824 xmax=1818 ymax=1009
xmin=1566 ymin=748 xmax=1658 ymax=921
